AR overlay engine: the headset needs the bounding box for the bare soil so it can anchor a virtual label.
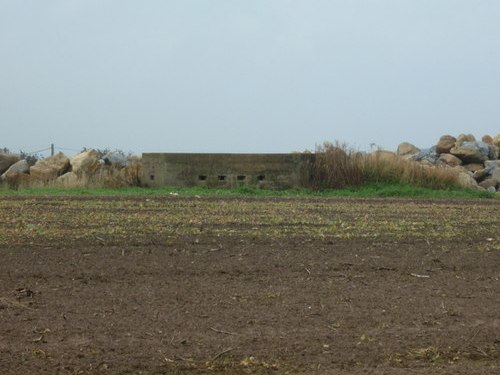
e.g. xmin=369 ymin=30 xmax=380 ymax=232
xmin=0 ymin=196 xmax=499 ymax=374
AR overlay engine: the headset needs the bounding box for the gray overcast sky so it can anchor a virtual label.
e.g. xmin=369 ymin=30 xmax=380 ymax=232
xmin=1 ymin=1 xmax=499 ymax=156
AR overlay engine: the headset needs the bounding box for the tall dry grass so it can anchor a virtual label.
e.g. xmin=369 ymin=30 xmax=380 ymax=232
xmin=0 ymin=163 xmax=143 ymax=190
xmin=361 ymin=151 xmax=459 ymax=189
xmin=71 ymin=162 xmax=143 ymax=188
xmin=309 ymin=142 xmax=364 ymax=189
xmin=308 ymin=142 xmax=460 ymax=190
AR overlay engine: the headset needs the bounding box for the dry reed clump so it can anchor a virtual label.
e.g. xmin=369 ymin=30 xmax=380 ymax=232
xmin=308 ymin=142 xmax=460 ymax=190
xmin=309 ymin=142 xmax=364 ymax=189
xmin=1 ymin=163 xmax=143 ymax=190
xmin=78 ymin=162 xmax=143 ymax=188
xmin=1 ymin=172 xmax=29 ymax=190
xmin=361 ymin=152 xmax=459 ymax=189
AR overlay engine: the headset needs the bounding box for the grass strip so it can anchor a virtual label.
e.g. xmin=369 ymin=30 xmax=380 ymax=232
xmin=0 ymin=182 xmax=497 ymax=199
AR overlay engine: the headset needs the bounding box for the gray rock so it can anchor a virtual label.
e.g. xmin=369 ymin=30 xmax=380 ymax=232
xmin=450 ymin=141 xmax=493 ymax=164
xmin=462 ymin=141 xmax=495 ymax=159
xmin=101 ymin=151 xmax=129 ymax=168
xmin=411 ymin=146 xmax=439 ymax=164
xmin=483 ymin=162 xmax=499 ymax=176
xmin=484 ymin=160 xmax=500 ymax=168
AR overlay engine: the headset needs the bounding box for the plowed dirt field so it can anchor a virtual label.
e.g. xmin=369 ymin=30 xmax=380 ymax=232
xmin=1 ymin=195 xmax=499 ymax=374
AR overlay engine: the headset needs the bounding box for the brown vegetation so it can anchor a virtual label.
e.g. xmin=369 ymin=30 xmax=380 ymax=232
xmin=308 ymin=142 xmax=460 ymax=190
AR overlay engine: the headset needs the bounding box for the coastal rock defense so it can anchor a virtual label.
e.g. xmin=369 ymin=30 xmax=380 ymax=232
xmin=409 ymin=133 xmax=500 ymax=191
xmin=0 ymin=148 xmax=141 ymax=189
xmin=1 ymin=133 xmax=499 ymax=192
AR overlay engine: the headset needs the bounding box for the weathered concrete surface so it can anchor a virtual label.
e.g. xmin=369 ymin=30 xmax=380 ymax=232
xmin=142 ymin=153 xmax=314 ymax=189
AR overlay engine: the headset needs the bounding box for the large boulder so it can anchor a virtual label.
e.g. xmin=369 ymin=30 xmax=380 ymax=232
xmin=484 ymin=160 xmax=500 ymax=169
xmin=0 ymin=153 xmax=20 ymax=174
xmin=70 ymin=149 xmax=100 ymax=175
xmin=397 ymin=142 xmax=420 ymax=156
xmin=438 ymin=153 xmax=462 ymax=167
xmin=493 ymin=147 xmax=500 ymax=160
xmin=471 ymin=141 xmax=495 ymax=159
xmin=473 ymin=168 xmax=490 ymax=182
xmin=56 ymin=172 xmax=80 ymax=187
xmin=482 ymin=135 xmax=494 ymax=145
xmin=492 ymin=168 xmax=500 ymax=185
xmin=478 ymin=178 xmax=498 ymax=190
xmin=457 ymin=172 xmax=480 ymax=190
xmin=493 ymin=134 xmax=500 ymax=149
xmin=492 ymin=135 xmax=500 ymax=159
xmin=483 ymin=161 xmax=499 ymax=175
xmin=456 ymin=134 xmax=476 ymax=147
xmin=30 ymin=152 xmax=70 ymax=181
xmin=450 ymin=141 xmax=493 ymax=164
xmin=464 ymin=163 xmax=486 ymax=172
xmin=1 ymin=159 xmax=29 ymax=179
xmin=436 ymin=135 xmax=456 ymax=154
xmin=411 ymin=146 xmax=439 ymax=164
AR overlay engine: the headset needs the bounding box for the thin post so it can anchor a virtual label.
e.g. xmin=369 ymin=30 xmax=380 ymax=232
xmin=51 ymin=144 xmax=54 ymax=156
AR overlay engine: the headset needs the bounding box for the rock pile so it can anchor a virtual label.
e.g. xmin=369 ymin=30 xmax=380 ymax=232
xmin=0 ymin=150 xmax=141 ymax=189
xmin=397 ymin=133 xmax=500 ymax=192
xmin=1 ymin=135 xmax=499 ymax=192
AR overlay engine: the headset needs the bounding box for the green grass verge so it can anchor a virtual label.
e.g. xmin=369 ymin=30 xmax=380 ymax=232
xmin=0 ymin=182 xmax=497 ymax=199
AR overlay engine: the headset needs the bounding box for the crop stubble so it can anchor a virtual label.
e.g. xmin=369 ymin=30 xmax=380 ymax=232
xmin=0 ymin=195 xmax=499 ymax=374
